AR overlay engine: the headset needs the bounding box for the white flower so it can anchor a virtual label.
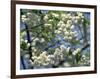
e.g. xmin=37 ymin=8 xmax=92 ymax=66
xmin=64 ymin=31 xmax=69 ymax=35
xmin=81 ymin=16 xmax=84 ymax=19
xmin=20 ymin=39 xmax=24 ymax=42
xmin=42 ymin=51 xmax=48 ymax=55
xmin=70 ymin=25 xmax=75 ymax=29
xmin=27 ymin=43 xmax=30 ymax=47
xmin=54 ymin=48 xmax=61 ymax=55
xmin=82 ymin=55 xmax=86 ymax=60
xmin=72 ymin=16 xmax=76 ymax=21
xmin=73 ymin=48 xmax=81 ymax=55
xmin=44 ymin=15 xmax=49 ymax=21
xmin=75 ymin=16 xmax=80 ymax=20
xmin=22 ymin=15 xmax=26 ymax=18
xmin=22 ymin=18 xmax=27 ymax=22
xmin=61 ymin=24 xmax=66 ymax=28
xmin=48 ymin=55 xmax=54 ymax=58
xmin=77 ymin=12 xmax=83 ymax=18
xmin=67 ymin=20 xmax=72 ymax=25
xmin=32 ymin=42 xmax=36 ymax=46
xmin=33 ymin=59 xmax=41 ymax=67
xmin=61 ymin=13 xmax=66 ymax=18
xmin=74 ymin=19 xmax=78 ymax=24
xmin=67 ymin=13 xmax=71 ymax=18
xmin=56 ymin=30 xmax=61 ymax=34
xmin=70 ymin=31 xmax=77 ymax=36
xmin=58 ymin=27 xmax=63 ymax=31
xmin=77 ymin=48 xmax=81 ymax=52
xmin=49 ymin=19 xmax=53 ymax=22
xmin=40 ymin=38 xmax=45 ymax=43
xmin=21 ymin=15 xmax=27 ymax=22
xmin=54 ymin=30 xmax=58 ymax=33
xmin=32 ymin=52 xmax=35 ymax=56
xmin=73 ymin=50 xmax=78 ymax=55
xmin=57 ymin=21 xmax=64 ymax=27
xmin=24 ymin=40 xmax=28 ymax=43
xmin=48 ymin=55 xmax=55 ymax=64
xmin=32 ymin=56 xmax=38 ymax=60
xmin=52 ymin=13 xmax=59 ymax=18
xmin=34 ymin=38 xmax=39 ymax=41
xmin=39 ymin=51 xmax=48 ymax=61
xmin=81 ymin=19 xmax=84 ymax=22
xmin=32 ymin=47 xmax=37 ymax=52
xmin=66 ymin=47 xmax=70 ymax=53
xmin=27 ymin=12 xmax=31 ymax=16
xmin=64 ymin=36 xmax=68 ymax=39
xmin=44 ymin=23 xmax=52 ymax=27
xmin=63 ymin=28 xmax=67 ymax=32
xmin=66 ymin=24 xmax=71 ymax=29
xmin=68 ymin=36 xmax=72 ymax=40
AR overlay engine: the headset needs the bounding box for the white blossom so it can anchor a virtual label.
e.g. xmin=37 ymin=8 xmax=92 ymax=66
xmin=77 ymin=12 xmax=84 ymax=18
xmin=49 ymin=19 xmax=53 ymax=22
xmin=70 ymin=25 xmax=75 ymax=29
xmin=74 ymin=19 xmax=78 ymax=24
xmin=66 ymin=47 xmax=70 ymax=53
xmin=34 ymin=38 xmax=39 ymax=42
xmin=73 ymin=50 xmax=77 ymax=55
xmin=32 ymin=42 xmax=36 ymax=46
xmin=52 ymin=13 xmax=59 ymax=18
xmin=24 ymin=40 xmax=28 ymax=43
xmin=42 ymin=51 xmax=48 ymax=55
xmin=40 ymin=38 xmax=45 ymax=43
xmin=44 ymin=23 xmax=52 ymax=27
xmin=66 ymin=24 xmax=71 ymax=29
xmin=32 ymin=47 xmax=37 ymax=52
xmin=20 ymin=38 xmax=24 ymax=42
xmin=44 ymin=15 xmax=49 ymax=21
xmin=61 ymin=24 xmax=66 ymax=28
xmin=31 ymin=56 xmax=38 ymax=60
xmin=22 ymin=15 xmax=26 ymax=18
xmin=81 ymin=19 xmax=84 ymax=22
xmin=68 ymin=36 xmax=72 ymax=40
xmin=82 ymin=55 xmax=86 ymax=60
xmin=73 ymin=48 xmax=81 ymax=55
xmin=27 ymin=12 xmax=31 ymax=16
xmin=58 ymin=27 xmax=63 ymax=31
xmin=57 ymin=21 xmax=64 ymax=27
xmin=75 ymin=16 xmax=80 ymax=20
xmin=56 ymin=30 xmax=62 ymax=34
xmin=67 ymin=20 xmax=72 ymax=25
xmin=61 ymin=13 xmax=67 ymax=18
xmin=64 ymin=36 xmax=68 ymax=40
xmin=54 ymin=48 xmax=61 ymax=54
xmin=27 ymin=43 xmax=30 ymax=47
xmin=64 ymin=31 xmax=69 ymax=35
xmin=63 ymin=28 xmax=67 ymax=32
xmin=67 ymin=13 xmax=71 ymax=18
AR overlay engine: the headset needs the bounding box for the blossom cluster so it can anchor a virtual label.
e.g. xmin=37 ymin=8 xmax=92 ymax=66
xmin=29 ymin=45 xmax=72 ymax=68
xmin=21 ymin=12 xmax=41 ymax=28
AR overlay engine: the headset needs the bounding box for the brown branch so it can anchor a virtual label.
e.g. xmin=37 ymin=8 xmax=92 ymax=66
xmin=81 ymin=42 xmax=90 ymax=51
